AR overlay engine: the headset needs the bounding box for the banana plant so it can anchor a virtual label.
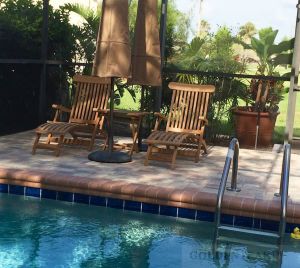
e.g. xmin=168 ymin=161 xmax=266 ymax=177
xmin=240 ymin=27 xmax=294 ymax=75
xmin=239 ymin=28 xmax=293 ymax=115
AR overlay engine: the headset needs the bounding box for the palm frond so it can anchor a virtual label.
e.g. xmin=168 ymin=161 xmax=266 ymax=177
xmin=63 ymin=3 xmax=100 ymax=31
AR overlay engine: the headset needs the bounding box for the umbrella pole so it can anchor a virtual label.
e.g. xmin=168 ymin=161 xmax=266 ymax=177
xmin=88 ymin=77 xmax=131 ymax=163
xmin=138 ymin=85 xmax=145 ymax=150
xmin=108 ymin=77 xmax=115 ymax=155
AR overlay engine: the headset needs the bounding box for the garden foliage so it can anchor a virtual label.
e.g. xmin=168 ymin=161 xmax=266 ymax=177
xmin=0 ymin=0 xmax=293 ymax=140
xmin=0 ymin=0 xmax=79 ymax=133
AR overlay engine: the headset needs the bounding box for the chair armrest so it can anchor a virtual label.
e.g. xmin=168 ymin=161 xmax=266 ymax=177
xmin=153 ymin=112 xmax=167 ymax=131
xmin=199 ymin=116 xmax=208 ymax=125
xmin=51 ymin=104 xmax=71 ymax=122
xmin=52 ymin=104 xmax=71 ymax=113
xmin=93 ymin=108 xmax=109 ymax=115
xmin=154 ymin=112 xmax=167 ymax=121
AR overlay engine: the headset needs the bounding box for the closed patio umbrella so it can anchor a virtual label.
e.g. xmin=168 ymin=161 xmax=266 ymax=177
xmin=88 ymin=0 xmax=132 ymax=163
xmin=91 ymin=0 xmax=131 ymax=78
xmin=129 ymin=0 xmax=162 ymax=86
xmin=129 ymin=0 xmax=162 ymax=150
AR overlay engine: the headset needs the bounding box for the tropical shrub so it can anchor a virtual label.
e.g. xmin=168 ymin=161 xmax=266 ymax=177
xmin=239 ymin=28 xmax=293 ymax=116
xmin=168 ymin=26 xmax=248 ymax=140
xmin=0 ymin=0 xmax=79 ymax=134
xmin=240 ymin=27 xmax=293 ymax=76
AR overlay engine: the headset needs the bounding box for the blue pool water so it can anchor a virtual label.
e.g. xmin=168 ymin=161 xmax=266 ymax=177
xmin=1 ymin=193 xmax=300 ymax=268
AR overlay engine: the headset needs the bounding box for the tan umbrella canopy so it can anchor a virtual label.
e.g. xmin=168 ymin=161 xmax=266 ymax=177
xmin=89 ymin=0 xmax=132 ymax=163
xmin=92 ymin=0 xmax=131 ymax=78
xmin=129 ymin=0 xmax=162 ymax=86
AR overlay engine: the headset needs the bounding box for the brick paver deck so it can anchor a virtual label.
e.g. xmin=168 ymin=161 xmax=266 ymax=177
xmin=0 ymin=131 xmax=300 ymax=223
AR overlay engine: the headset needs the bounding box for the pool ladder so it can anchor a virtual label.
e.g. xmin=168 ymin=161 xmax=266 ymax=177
xmin=213 ymin=138 xmax=291 ymax=266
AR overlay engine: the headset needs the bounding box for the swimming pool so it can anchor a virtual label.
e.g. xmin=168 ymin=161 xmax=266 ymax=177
xmin=1 ymin=193 xmax=300 ymax=268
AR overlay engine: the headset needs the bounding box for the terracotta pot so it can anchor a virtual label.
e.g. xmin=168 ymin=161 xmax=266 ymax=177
xmin=233 ymin=108 xmax=278 ymax=147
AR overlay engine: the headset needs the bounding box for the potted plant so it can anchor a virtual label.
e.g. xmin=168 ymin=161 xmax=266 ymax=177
xmin=233 ymin=79 xmax=284 ymax=147
xmin=233 ymin=28 xmax=293 ymax=147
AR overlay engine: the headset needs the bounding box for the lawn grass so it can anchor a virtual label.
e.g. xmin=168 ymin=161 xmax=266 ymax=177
xmin=274 ymin=92 xmax=300 ymax=142
xmin=115 ymin=89 xmax=141 ymax=111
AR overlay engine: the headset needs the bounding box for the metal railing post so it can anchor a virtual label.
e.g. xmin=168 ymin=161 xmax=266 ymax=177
xmin=278 ymin=144 xmax=291 ymax=244
xmin=275 ymin=144 xmax=291 ymax=198
xmin=226 ymin=140 xmax=241 ymax=192
xmin=213 ymin=138 xmax=241 ymax=254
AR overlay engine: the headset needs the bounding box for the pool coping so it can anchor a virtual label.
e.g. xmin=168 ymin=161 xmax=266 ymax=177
xmin=0 ymin=167 xmax=300 ymax=232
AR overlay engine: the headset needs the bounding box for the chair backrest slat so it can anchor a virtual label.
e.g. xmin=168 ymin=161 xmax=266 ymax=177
xmin=189 ymin=91 xmax=198 ymax=129
xmin=77 ymin=82 xmax=87 ymax=119
xmin=69 ymin=75 xmax=111 ymax=123
xmin=184 ymin=90 xmax=192 ymax=129
xmin=85 ymin=82 xmax=95 ymax=120
xmin=166 ymin=82 xmax=215 ymax=134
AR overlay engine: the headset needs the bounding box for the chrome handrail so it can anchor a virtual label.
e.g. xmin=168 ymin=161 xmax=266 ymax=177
xmin=278 ymin=144 xmax=291 ymax=244
xmin=276 ymin=144 xmax=291 ymax=267
xmin=212 ymin=140 xmax=291 ymax=263
xmin=214 ymin=138 xmax=241 ymax=241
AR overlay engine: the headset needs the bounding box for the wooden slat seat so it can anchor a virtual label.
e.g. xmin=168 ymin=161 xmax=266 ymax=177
xmin=146 ymin=131 xmax=191 ymax=146
xmin=35 ymin=122 xmax=81 ymax=135
xmin=32 ymin=75 xmax=110 ymax=156
xmin=144 ymin=82 xmax=215 ymax=169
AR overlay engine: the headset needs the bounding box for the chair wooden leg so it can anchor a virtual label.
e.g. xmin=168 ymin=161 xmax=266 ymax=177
xmin=88 ymin=138 xmax=95 ymax=151
xmin=130 ymin=121 xmax=140 ymax=155
xmin=55 ymin=134 xmax=64 ymax=157
xmin=195 ymin=140 xmax=201 ymax=163
xmin=130 ymin=130 xmax=139 ymax=157
xmin=46 ymin=133 xmax=52 ymax=144
xmin=195 ymin=150 xmax=200 ymax=163
xmin=103 ymin=136 xmax=108 ymax=150
xmin=89 ymin=128 xmax=97 ymax=151
xmin=32 ymin=133 xmax=41 ymax=155
xmin=170 ymin=147 xmax=178 ymax=169
xmin=202 ymin=140 xmax=208 ymax=154
xmin=144 ymin=145 xmax=152 ymax=166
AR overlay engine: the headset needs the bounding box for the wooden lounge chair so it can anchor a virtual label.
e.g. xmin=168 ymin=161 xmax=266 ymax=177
xmin=144 ymin=82 xmax=215 ymax=169
xmin=32 ymin=75 xmax=110 ymax=156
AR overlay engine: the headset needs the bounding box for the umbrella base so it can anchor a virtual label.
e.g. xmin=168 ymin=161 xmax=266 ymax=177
xmin=88 ymin=150 xmax=132 ymax=163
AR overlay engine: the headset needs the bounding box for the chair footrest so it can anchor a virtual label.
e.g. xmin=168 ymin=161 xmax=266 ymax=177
xmin=34 ymin=143 xmax=59 ymax=150
xmin=36 ymin=122 xmax=81 ymax=135
xmin=50 ymin=137 xmax=90 ymax=147
xmin=148 ymin=152 xmax=173 ymax=162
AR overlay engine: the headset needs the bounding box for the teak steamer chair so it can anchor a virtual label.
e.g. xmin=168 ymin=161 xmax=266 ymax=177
xmin=32 ymin=75 xmax=110 ymax=156
xmin=144 ymin=82 xmax=215 ymax=169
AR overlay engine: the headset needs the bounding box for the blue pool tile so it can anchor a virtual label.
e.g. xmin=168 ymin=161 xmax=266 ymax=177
xmin=41 ymin=189 xmax=57 ymax=200
xmin=196 ymin=210 xmax=214 ymax=222
xmin=0 ymin=184 xmax=8 ymax=193
xmin=261 ymin=219 xmax=279 ymax=232
xmin=74 ymin=193 xmax=89 ymax=204
xmin=25 ymin=187 xmax=40 ymax=198
xmin=234 ymin=216 xmax=253 ymax=228
xmin=286 ymin=223 xmax=298 ymax=233
xmin=107 ymin=198 xmax=123 ymax=209
xmin=178 ymin=208 xmax=196 ymax=220
xmin=221 ymin=214 xmax=234 ymax=225
xmin=160 ymin=205 xmax=177 ymax=217
xmin=253 ymin=218 xmax=261 ymax=229
xmin=9 ymin=185 xmax=24 ymax=195
xmin=124 ymin=201 xmax=141 ymax=212
xmin=57 ymin=191 xmax=73 ymax=202
xmin=90 ymin=196 xmax=106 ymax=206
xmin=142 ymin=203 xmax=159 ymax=214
